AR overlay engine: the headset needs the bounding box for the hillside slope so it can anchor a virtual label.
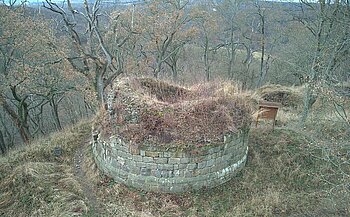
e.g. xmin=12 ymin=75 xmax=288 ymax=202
xmin=0 ymin=87 xmax=349 ymax=216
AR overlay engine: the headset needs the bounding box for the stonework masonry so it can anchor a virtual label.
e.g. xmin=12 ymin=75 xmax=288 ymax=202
xmin=92 ymin=132 xmax=249 ymax=193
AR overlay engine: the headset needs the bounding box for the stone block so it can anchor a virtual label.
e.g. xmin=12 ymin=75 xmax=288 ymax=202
xmin=193 ymin=167 xmax=210 ymax=176
xmin=96 ymin=144 xmax=102 ymax=154
xmin=201 ymin=167 xmax=210 ymax=175
xmin=148 ymin=163 xmax=158 ymax=170
xmin=131 ymin=180 xmax=144 ymax=190
xmin=184 ymin=170 xmax=193 ymax=178
xmin=168 ymin=157 xmax=181 ymax=164
xmin=118 ymin=169 xmax=129 ymax=180
xmin=111 ymin=148 xmax=119 ymax=157
xmin=116 ymin=156 xmax=126 ymax=165
xmin=126 ymin=175 xmax=135 ymax=185
xmin=144 ymin=176 xmax=159 ymax=184
xmin=143 ymin=156 xmax=154 ymax=163
xmin=192 ymin=169 xmax=200 ymax=177
xmin=110 ymin=158 xmax=118 ymax=168
xmin=152 ymin=169 xmax=162 ymax=178
xmin=163 ymin=152 xmax=171 ymax=158
xmin=204 ymin=154 xmax=213 ymax=161
xmin=233 ymin=154 xmax=244 ymax=162
xmin=145 ymin=151 xmax=160 ymax=158
xmin=157 ymin=164 xmax=174 ymax=170
xmin=175 ymin=150 xmax=187 ymax=157
xmin=207 ymin=159 xmax=215 ymax=167
xmin=215 ymin=152 xmax=221 ymax=158
xmin=180 ymin=157 xmax=190 ymax=164
xmin=117 ymin=144 xmax=129 ymax=152
xmin=140 ymin=167 xmax=151 ymax=176
xmin=217 ymin=161 xmax=228 ymax=171
xmin=154 ymin=157 xmax=168 ymax=164
xmin=197 ymin=161 xmax=207 ymax=169
xmin=121 ymin=164 xmax=130 ymax=172
xmin=222 ymin=154 xmax=232 ymax=162
xmin=178 ymin=164 xmax=187 ymax=169
xmin=161 ymin=170 xmax=174 ymax=178
xmin=140 ymin=150 xmax=146 ymax=156
xmin=126 ymin=160 xmax=136 ymax=167
xmin=109 ymin=142 xmax=117 ymax=149
xmin=187 ymin=175 xmax=207 ymax=183
xmin=118 ymin=150 xmax=132 ymax=160
xmin=133 ymin=155 xmax=143 ymax=162
xmin=136 ymin=161 xmax=146 ymax=168
xmin=209 ymin=164 xmax=219 ymax=173
xmin=224 ymin=146 xmax=233 ymax=155
xmin=215 ymin=156 xmax=223 ymax=165
xmin=173 ymin=170 xmax=181 ymax=177
xmin=129 ymin=165 xmax=140 ymax=174
xmin=179 ymin=170 xmax=185 ymax=177
xmin=187 ymin=163 xmax=197 ymax=170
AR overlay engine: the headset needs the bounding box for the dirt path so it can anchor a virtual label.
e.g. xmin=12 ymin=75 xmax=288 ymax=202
xmin=73 ymin=141 xmax=102 ymax=216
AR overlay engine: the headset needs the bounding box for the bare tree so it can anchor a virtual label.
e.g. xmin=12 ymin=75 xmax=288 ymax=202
xmin=296 ymin=0 xmax=350 ymax=123
xmin=44 ymin=0 xmax=131 ymax=104
xmin=0 ymin=7 xmax=80 ymax=144
xmin=134 ymin=0 xmax=194 ymax=79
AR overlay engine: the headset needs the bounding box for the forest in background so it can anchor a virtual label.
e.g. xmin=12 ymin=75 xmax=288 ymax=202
xmin=0 ymin=0 xmax=349 ymax=153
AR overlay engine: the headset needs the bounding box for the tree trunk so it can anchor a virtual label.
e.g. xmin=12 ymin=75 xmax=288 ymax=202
xmin=95 ymin=70 xmax=105 ymax=104
xmin=227 ymin=28 xmax=237 ymax=80
xmin=204 ymin=36 xmax=210 ymax=82
xmin=256 ymin=6 xmax=266 ymax=88
xmin=301 ymin=83 xmax=318 ymax=125
xmin=0 ymin=130 xmax=6 ymax=154
xmin=172 ymin=64 xmax=178 ymax=82
xmin=0 ymin=95 xmax=31 ymax=144
xmin=170 ymin=49 xmax=180 ymax=82
xmin=166 ymin=49 xmax=180 ymax=82
xmin=242 ymin=44 xmax=253 ymax=90
xmin=50 ymin=97 xmax=62 ymax=131
xmin=228 ymin=51 xmax=234 ymax=80
xmin=300 ymin=25 xmax=323 ymax=124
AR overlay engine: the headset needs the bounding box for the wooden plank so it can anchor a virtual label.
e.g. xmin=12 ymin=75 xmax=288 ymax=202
xmin=258 ymin=107 xmax=278 ymax=119
xmin=256 ymin=101 xmax=281 ymax=130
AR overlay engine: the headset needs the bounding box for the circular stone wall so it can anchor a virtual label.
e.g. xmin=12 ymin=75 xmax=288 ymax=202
xmin=92 ymin=77 xmax=251 ymax=193
xmin=92 ymin=131 xmax=248 ymax=193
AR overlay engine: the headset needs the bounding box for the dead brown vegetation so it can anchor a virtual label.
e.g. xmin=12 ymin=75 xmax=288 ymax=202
xmin=98 ymin=77 xmax=252 ymax=147
xmin=253 ymin=84 xmax=304 ymax=108
xmin=0 ymin=120 xmax=92 ymax=216
xmin=1 ymin=86 xmax=349 ymax=216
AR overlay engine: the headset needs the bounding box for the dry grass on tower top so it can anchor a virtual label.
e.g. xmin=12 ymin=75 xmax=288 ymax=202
xmin=253 ymin=84 xmax=304 ymax=108
xmin=97 ymin=77 xmax=253 ymax=147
